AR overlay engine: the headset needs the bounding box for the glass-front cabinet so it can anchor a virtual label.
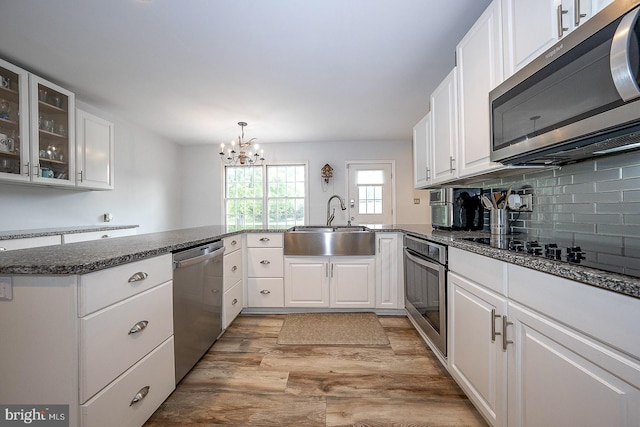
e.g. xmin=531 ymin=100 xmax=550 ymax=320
xmin=0 ymin=58 xmax=75 ymax=187
xmin=29 ymin=75 xmax=75 ymax=186
xmin=0 ymin=58 xmax=29 ymax=183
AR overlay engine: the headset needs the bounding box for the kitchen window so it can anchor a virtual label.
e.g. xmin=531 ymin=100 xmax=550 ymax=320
xmin=224 ymin=164 xmax=307 ymax=231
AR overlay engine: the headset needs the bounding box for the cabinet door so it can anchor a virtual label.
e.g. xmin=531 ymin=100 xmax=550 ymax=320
xmin=76 ymin=109 xmax=114 ymax=190
xmin=430 ymin=68 xmax=458 ymax=184
xmin=375 ymin=233 xmax=401 ymax=309
xmin=506 ymin=302 xmax=640 ymax=427
xmin=412 ymin=113 xmax=431 ymax=188
xmin=0 ymin=58 xmax=30 ymax=183
xmin=448 ymin=273 xmax=507 ymax=427
xmin=502 ymin=0 xmax=560 ymax=78
xmin=330 ymin=257 xmax=375 ymax=308
xmin=457 ymin=0 xmax=505 ymax=178
xmin=29 ymin=74 xmax=75 ymax=187
xmin=284 ymin=257 xmax=329 ymax=307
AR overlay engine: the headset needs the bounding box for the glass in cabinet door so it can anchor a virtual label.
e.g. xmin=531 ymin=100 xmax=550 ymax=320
xmin=0 ymin=59 xmax=30 ymax=182
xmin=29 ymin=76 xmax=75 ymax=186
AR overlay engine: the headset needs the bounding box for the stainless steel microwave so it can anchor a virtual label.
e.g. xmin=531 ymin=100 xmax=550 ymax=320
xmin=490 ymin=1 xmax=640 ymax=166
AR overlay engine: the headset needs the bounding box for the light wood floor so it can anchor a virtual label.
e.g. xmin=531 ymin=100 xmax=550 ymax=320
xmin=145 ymin=314 xmax=487 ymax=426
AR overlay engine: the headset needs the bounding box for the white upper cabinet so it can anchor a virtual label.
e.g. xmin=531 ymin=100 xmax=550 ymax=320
xmin=502 ymin=0 xmax=560 ymax=78
xmin=76 ymin=109 xmax=114 ymax=190
xmin=0 ymin=59 xmax=76 ymax=187
xmin=412 ymin=112 xmax=431 ymax=188
xmin=29 ymin=74 xmax=76 ymax=187
xmin=0 ymin=58 xmax=30 ymax=184
xmin=430 ymin=68 xmax=458 ymax=185
xmin=456 ymin=0 xmax=505 ymax=178
xmin=502 ymin=0 xmax=614 ymax=79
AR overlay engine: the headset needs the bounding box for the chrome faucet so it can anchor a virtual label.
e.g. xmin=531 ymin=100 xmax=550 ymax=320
xmin=326 ymin=195 xmax=347 ymax=226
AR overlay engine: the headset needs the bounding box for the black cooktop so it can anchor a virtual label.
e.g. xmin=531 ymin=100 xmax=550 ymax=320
xmin=462 ymin=236 xmax=639 ymax=279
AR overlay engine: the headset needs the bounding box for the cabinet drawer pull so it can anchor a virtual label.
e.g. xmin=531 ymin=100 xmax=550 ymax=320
xmin=574 ymin=0 xmax=586 ymax=26
xmin=259 ymin=237 xmax=270 ymax=242
xmin=491 ymin=309 xmax=501 ymax=342
xmin=231 ymin=265 xmax=238 ymax=272
xmin=502 ymin=315 xmax=513 ymax=351
xmin=101 ymin=234 xmax=110 ymax=239
xmin=128 ymin=272 xmax=149 ymax=283
xmin=129 ymin=386 xmax=150 ymax=406
xmin=557 ymin=4 xmax=569 ymax=38
xmin=128 ymin=320 xmax=149 ymax=335
xmin=232 ymin=298 xmax=238 ymax=305
xmin=230 ymin=240 xmax=237 ymax=246
xmin=260 ymin=259 xmax=271 ymax=265
xmin=260 ymin=289 xmax=271 ymax=295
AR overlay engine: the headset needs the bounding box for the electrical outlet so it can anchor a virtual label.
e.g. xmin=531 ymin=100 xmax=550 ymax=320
xmin=413 ymin=198 xmax=421 ymax=205
xmin=103 ymin=213 xmax=113 ymax=222
xmin=519 ymin=194 xmax=533 ymax=212
xmin=0 ymin=276 xmax=13 ymax=301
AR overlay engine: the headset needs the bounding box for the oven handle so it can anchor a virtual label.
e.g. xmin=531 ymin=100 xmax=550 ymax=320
xmin=404 ymin=248 xmax=446 ymax=272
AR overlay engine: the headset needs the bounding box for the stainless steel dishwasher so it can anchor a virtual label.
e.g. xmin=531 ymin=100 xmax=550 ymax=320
xmin=172 ymin=241 xmax=225 ymax=384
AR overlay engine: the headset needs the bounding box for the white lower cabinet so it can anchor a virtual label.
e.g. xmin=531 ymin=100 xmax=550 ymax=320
xmin=223 ymin=280 xmax=244 ymax=327
xmin=248 ymin=277 xmax=284 ymax=307
xmin=448 ymin=271 xmax=507 ymax=427
xmin=448 ymin=247 xmax=640 ymax=427
xmin=375 ymin=232 xmax=403 ymax=309
xmin=222 ymin=235 xmax=243 ymax=328
xmin=506 ymin=301 xmax=640 ymax=427
xmin=284 ymin=257 xmax=329 ymax=307
xmin=81 ymin=337 xmax=175 ymax=427
xmin=0 ymin=234 xmax=61 ymax=251
xmin=0 ymin=255 xmax=175 ymax=427
xmin=246 ymin=233 xmax=284 ymax=308
xmin=62 ymin=227 xmax=137 ymax=244
xmin=79 ymin=282 xmax=173 ymax=402
xmin=284 ymin=256 xmax=375 ymax=308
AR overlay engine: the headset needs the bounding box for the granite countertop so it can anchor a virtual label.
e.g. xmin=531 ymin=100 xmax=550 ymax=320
xmin=0 ymin=224 xmax=638 ymax=299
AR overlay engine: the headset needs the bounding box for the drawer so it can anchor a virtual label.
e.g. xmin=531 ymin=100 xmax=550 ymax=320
xmin=247 ymin=278 xmax=284 ymax=307
xmin=223 ymin=249 xmax=243 ymax=291
xmin=80 ymin=281 xmax=173 ymax=403
xmin=246 ymin=233 xmax=283 ymax=248
xmin=81 ymin=337 xmax=175 ymax=427
xmin=78 ymin=254 xmax=172 ymax=316
xmin=247 ymin=248 xmax=284 ymax=277
xmin=223 ymin=234 xmax=243 ymax=254
xmin=62 ymin=228 xmax=137 ymax=244
xmin=223 ymin=280 xmax=243 ymax=329
xmin=448 ymin=247 xmax=507 ymax=296
xmin=0 ymin=235 xmax=61 ymax=251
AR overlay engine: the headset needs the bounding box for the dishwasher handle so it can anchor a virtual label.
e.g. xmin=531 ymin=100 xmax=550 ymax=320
xmin=174 ymin=247 xmax=225 ymax=269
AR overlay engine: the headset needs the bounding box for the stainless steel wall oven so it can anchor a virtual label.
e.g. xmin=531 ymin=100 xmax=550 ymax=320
xmin=404 ymin=235 xmax=447 ymax=358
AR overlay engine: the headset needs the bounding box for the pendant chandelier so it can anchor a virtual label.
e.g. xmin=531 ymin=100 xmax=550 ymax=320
xmin=219 ymin=121 xmax=265 ymax=165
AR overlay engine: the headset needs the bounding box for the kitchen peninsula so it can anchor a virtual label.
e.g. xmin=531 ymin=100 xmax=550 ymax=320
xmin=1 ymin=225 xmax=639 ymax=427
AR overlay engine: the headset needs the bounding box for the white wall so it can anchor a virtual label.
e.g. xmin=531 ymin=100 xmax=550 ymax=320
xmin=0 ymin=102 xmax=183 ymax=234
xmin=180 ymin=139 xmax=430 ymax=228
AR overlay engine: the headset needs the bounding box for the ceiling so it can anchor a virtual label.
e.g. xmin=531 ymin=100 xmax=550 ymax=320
xmin=0 ymin=0 xmax=491 ymax=145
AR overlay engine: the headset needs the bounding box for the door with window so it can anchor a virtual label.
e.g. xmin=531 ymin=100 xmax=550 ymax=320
xmin=346 ymin=162 xmax=394 ymax=225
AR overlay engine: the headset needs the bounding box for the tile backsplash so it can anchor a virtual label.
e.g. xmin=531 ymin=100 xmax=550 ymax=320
xmin=478 ymin=150 xmax=640 ymax=276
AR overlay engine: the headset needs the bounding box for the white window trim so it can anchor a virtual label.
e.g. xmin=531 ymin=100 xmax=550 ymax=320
xmin=221 ymin=161 xmax=310 ymax=230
